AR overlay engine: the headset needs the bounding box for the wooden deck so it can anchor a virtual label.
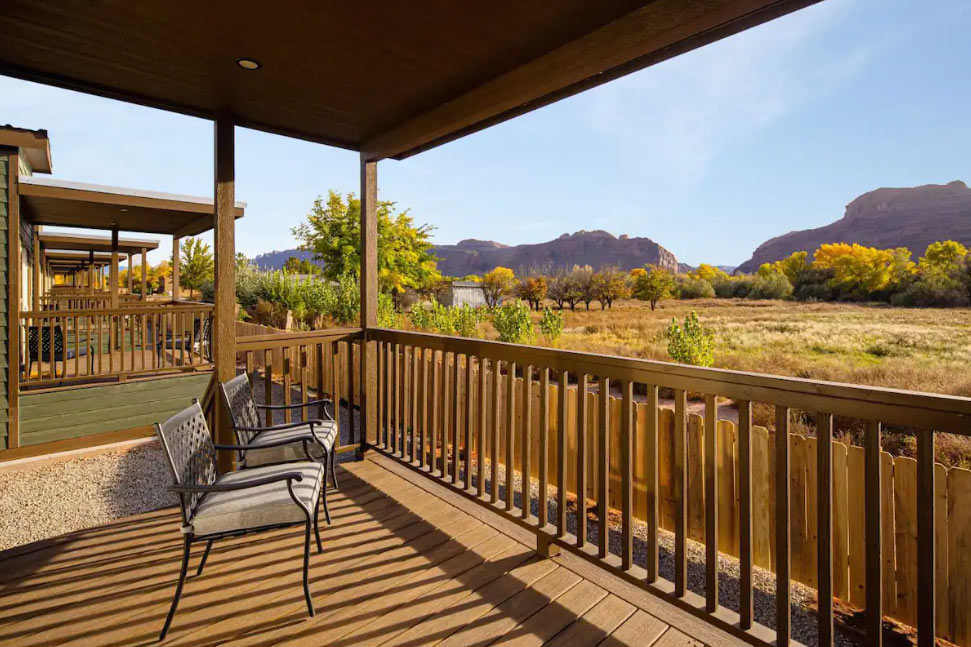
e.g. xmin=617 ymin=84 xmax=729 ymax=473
xmin=0 ymin=453 xmax=746 ymax=647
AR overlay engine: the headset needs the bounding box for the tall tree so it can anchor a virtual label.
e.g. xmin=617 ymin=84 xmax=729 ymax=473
xmin=481 ymin=266 xmax=516 ymax=308
xmin=180 ymin=237 xmax=214 ymax=299
xmin=292 ymin=190 xmax=440 ymax=294
xmin=633 ymin=265 xmax=675 ymax=310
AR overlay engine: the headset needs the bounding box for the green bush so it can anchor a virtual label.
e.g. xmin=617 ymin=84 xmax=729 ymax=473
xmin=676 ymin=276 xmax=715 ymax=299
xmin=667 ymin=312 xmax=715 ymax=366
xmin=539 ymin=307 xmax=564 ymax=343
xmin=454 ymin=304 xmax=484 ymax=338
xmin=409 ymin=303 xmax=433 ymax=330
xmin=378 ymin=292 xmax=399 ymax=328
xmin=749 ymin=273 xmax=793 ymax=300
xmin=331 ymin=274 xmax=361 ymax=324
xmin=492 ymin=301 xmax=535 ymax=344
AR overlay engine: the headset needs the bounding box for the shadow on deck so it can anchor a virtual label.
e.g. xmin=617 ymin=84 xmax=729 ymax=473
xmin=0 ymin=454 xmax=747 ymax=647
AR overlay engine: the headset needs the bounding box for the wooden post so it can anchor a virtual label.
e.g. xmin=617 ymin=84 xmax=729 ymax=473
xmin=110 ymin=228 xmax=119 ymax=308
xmin=127 ymin=253 xmax=133 ymax=294
xmin=214 ymin=113 xmax=237 ymax=471
xmin=5 ymin=149 xmax=20 ymax=448
xmin=140 ymin=248 xmax=148 ymax=299
xmin=359 ymin=155 xmax=378 ymax=456
xmin=31 ymin=231 xmax=40 ymax=312
xmin=172 ymin=236 xmax=181 ymax=300
xmin=88 ymin=251 xmax=95 ymax=294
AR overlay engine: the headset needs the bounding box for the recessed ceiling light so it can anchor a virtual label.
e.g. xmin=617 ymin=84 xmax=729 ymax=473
xmin=119 ymin=208 xmax=128 ymax=212
xmin=236 ymin=57 xmax=261 ymax=70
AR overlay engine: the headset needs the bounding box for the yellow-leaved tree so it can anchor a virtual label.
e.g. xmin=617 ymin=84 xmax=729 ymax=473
xmin=481 ymin=267 xmax=516 ymax=308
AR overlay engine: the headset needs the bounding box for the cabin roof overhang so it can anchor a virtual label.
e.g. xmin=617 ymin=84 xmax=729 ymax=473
xmin=39 ymin=231 xmax=158 ymax=255
xmin=19 ymin=176 xmax=245 ymax=237
xmin=0 ymin=0 xmax=820 ymax=161
xmin=0 ymin=125 xmax=52 ymax=173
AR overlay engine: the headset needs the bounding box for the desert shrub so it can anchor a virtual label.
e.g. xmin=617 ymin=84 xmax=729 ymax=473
xmin=729 ymin=276 xmax=756 ymax=298
xmin=748 ymin=272 xmax=793 ymax=300
xmin=793 ymin=267 xmax=836 ymax=301
xmin=711 ymin=276 xmax=736 ymax=298
xmin=409 ymin=303 xmax=433 ymax=330
xmin=891 ymin=273 xmax=968 ymax=307
xmin=676 ymin=276 xmax=715 ymax=300
xmin=301 ymin=279 xmax=337 ymax=323
xmin=667 ymin=311 xmax=715 ymax=366
xmin=253 ymin=298 xmax=288 ymax=328
xmin=539 ymin=307 xmax=564 ymax=344
xmin=429 ymin=300 xmax=458 ymax=335
xmin=378 ymin=292 xmax=399 ymax=328
xmin=331 ymin=274 xmax=361 ymax=324
xmin=454 ymin=304 xmax=485 ymax=338
xmin=200 ymin=280 xmax=215 ymax=303
xmin=492 ymin=301 xmax=535 ymax=344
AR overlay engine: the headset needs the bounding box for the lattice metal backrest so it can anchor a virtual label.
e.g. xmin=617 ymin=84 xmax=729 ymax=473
xmin=220 ymin=374 xmax=262 ymax=444
xmin=155 ymin=401 xmax=218 ymax=523
xmin=27 ymin=326 xmax=64 ymax=359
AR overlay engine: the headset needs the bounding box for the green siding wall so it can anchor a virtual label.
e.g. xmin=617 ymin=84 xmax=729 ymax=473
xmin=19 ymin=373 xmax=210 ymax=447
xmin=0 ymin=157 xmax=8 ymax=450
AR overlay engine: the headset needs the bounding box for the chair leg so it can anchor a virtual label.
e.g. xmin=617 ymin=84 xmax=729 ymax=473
xmin=195 ymin=539 xmax=213 ymax=577
xmin=321 ymin=457 xmax=331 ymax=525
xmin=313 ymin=497 xmax=323 ymax=553
xmin=159 ymin=535 xmax=192 ymax=641
xmin=302 ymin=520 xmax=315 ymax=617
xmin=329 ymin=450 xmax=339 ymax=490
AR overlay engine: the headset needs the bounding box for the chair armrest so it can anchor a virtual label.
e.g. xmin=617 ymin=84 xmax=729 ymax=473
xmin=234 ymin=420 xmax=330 ymax=434
xmin=168 ymin=472 xmax=303 ymax=493
xmin=256 ymin=398 xmax=332 ymax=411
xmin=214 ymin=437 xmax=308 ymax=451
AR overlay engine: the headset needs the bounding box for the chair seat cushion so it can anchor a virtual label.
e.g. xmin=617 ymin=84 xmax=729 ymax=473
xmin=248 ymin=422 xmax=337 ymax=453
xmin=189 ymin=462 xmax=323 ymax=537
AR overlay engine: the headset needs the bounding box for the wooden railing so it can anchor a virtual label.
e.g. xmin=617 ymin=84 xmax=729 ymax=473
xmin=235 ymin=327 xmax=364 ymax=456
xmin=367 ymin=328 xmax=971 ymax=647
xmin=40 ymin=293 xmax=143 ymax=310
xmin=19 ymin=303 xmax=214 ymax=387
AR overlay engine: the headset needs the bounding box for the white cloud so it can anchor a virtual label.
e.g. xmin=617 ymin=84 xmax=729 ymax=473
xmin=585 ymin=0 xmax=874 ymax=186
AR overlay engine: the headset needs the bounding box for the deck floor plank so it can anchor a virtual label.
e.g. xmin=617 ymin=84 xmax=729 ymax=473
xmin=0 ymin=455 xmax=751 ymax=647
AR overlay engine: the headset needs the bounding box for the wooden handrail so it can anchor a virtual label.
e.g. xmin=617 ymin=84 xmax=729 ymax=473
xmin=367 ymin=328 xmax=966 ymax=647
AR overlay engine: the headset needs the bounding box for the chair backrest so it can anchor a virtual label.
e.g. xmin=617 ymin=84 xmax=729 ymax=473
xmin=154 ymin=401 xmax=218 ymax=525
xmin=27 ymin=325 xmax=64 ymax=360
xmin=219 ymin=373 xmax=262 ymax=444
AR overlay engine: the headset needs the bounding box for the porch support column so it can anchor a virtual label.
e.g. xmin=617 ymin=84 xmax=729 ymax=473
xmin=171 ymin=237 xmax=180 ymax=300
xmin=88 ymin=251 xmax=95 ymax=294
xmin=127 ymin=254 xmax=133 ymax=294
xmin=214 ymin=113 xmax=237 ymax=470
xmin=110 ymin=228 xmax=119 ymax=308
xmin=5 ymin=148 xmax=21 ymax=448
xmin=141 ymin=248 xmax=148 ymax=299
xmin=359 ymin=155 xmax=378 ymax=454
xmin=31 ymin=232 xmax=40 ymax=312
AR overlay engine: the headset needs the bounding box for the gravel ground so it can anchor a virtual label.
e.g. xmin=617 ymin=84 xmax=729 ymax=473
xmin=0 ymin=443 xmax=171 ymax=551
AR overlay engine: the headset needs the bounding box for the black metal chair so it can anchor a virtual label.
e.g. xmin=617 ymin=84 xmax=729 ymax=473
xmin=148 ymin=316 xmax=212 ymax=363
xmin=26 ymin=325 xmax=94 ymax=378
xmin=154 ymin=400 xmax=325 ymax=641
xmin=219 ymin=373 xmax=338 ymax=524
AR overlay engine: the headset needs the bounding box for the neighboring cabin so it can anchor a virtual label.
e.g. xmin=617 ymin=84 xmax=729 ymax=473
xmin=440 ymin=281 xmax=486 ymax=307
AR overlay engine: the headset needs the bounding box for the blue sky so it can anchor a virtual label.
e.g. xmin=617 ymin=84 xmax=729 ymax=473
xmin=1 ymin=0 xmax=968 ymax=267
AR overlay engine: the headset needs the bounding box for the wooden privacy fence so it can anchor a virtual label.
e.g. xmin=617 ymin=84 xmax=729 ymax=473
xmin=235 ymin=327 xmax=364 ymax=456
xmin=368 ymin=328 xmax=971 ymax=647
xmin=19 ymin=303 xmax=214 ymax=386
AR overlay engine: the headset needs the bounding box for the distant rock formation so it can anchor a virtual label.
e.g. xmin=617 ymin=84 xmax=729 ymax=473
xmin=736 ymin=181 xmax=971 ymax=273
xmin=251 ymin=248 xmax=321 ymax=271
xmin=431 ymin=230 xmax=679 ymax=276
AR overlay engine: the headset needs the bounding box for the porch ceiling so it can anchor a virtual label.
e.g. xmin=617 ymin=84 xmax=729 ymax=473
xmin=0 ymin=0 xmax=820 ymax=161
xmin=44 ymin=250 xmax=126 ymax=269
xmin=39 ymin=231 xmax=158 ymax=256
xmin=20 ymin=176 xmax=245 ymax=237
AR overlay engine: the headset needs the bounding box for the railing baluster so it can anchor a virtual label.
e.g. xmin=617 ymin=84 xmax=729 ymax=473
xmin=556 ymin=369 xmax=568 ymax=537
xmin=464 ymin=354 xmax=473 ymax=490
xmin=539 ymin=367 xmax=550 ymax=529
xmin=577 ymin=373 xmax=588 ymax=548
xmin=431 ymin=350 xmax=440 ymax=475
xmin=738 ymin=399 xmax=753 ymax=628
xmin=332 ymin=343 xmax=341 ymax=447
xmin=403 ymin=346 xmax=411 ymax=460
xmin=106 ymin=314 xmax=112 ymax=375
xmin=521 ymin=364 xmax=532 ymax=520
xmin=74 ymin=313 xmax=80 ymax=377
xmin=817 ymin=412 xmax=834 ymax=647
xmin=705 ymin=394 xmax=718 ymax=611
xmin=491 ymin=359 xmax=501 ymax=503
xmin=452 ymin=351 xmax=460 ymax=485
xmin=674 ymin=388 xmax=687 ymax=596
xmin=347 ymin=338 xmax=355 ymax=447
xmin=88 ymin=311 xmax=94 ymax=377
xmin=283 ymin=347 xmax=293 ymax=423
xmin=865 ymin=420 xmax=883 ymax=647
xmin=261 ymin=348 xmax=272 ymax=424
xmin=478 ymin=357 xmax=487 ymax=496
xmin=505 ymin=361 xmax=516 ymax=512
xmin=393 ymin=343 xmax=401 ymax=456
xmin=375 ymin=341 xmax=383 ymax=449
xmin=318 ymin=342 xmax=328 ymax=432
xmin=598 ymin=375 xmax=610 ymax=559
xmin=646 ymin=384 xmax=659 ymax=583
xmin=422 ymin=347 xmax=430 ymax=468
xmin=917 ymin=430 xmax=935 ymax=647
xmin=440 ymin=350 xmax=449 ymax=475
xmin=621 ymin=380 xmax=633 ymax=571
xmin=776 ymin=405 xmax=791 ymax=646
